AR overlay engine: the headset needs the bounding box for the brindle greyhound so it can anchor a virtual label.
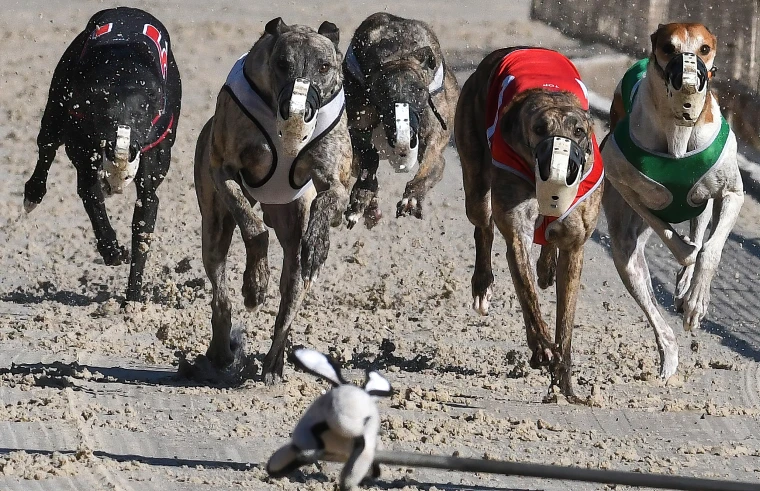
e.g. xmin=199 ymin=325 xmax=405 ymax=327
xmin=342 ymin=12 xmax=459 ymax=228
xmin=194 ymin=18 xmax=351 ymax=383
xmin=455 ymin=48 xmax=604 ymax=398
xmin=602 ymin=23 xmax=743 ymax=380
xmin=24 ymin=7 xmax=181 ymax=302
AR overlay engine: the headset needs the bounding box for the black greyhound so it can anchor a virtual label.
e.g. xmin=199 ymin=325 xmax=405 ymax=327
xmin=24 ymin=7 xmax=181 ymax=302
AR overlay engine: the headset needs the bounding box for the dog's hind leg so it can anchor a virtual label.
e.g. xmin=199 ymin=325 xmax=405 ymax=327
xmin=261 ymin=195 xmax=312 ymax=384
xmin=674 ymin=206 xmax=711 ymax=315
xmin=604 ymin=186 xmax=679 ymax=379
xmin=456 ymin=115 xmax=494 ymax=315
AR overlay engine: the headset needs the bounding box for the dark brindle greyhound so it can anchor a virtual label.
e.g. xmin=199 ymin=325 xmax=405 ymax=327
xmin=455 ymin=48 xmax=604 ymax=398
xmin=194 ymin=18 xmax=351 ymax=383
xmin=24 ymin=7 xmax=181 ymax=303
xmin=343 ymin=12 xmax=459 ymax=228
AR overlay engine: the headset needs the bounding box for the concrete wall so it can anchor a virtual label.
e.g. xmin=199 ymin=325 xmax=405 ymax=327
xmin=531 ymin=0 xmax=760 ymax=147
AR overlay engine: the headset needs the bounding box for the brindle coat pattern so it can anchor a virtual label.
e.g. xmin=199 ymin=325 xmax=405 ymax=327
xmin=194 ymin=18 xmax=351 ymax=383
xmin=455 ymin=48 xmax=603 ymax=398
xmin=343 ymin=12 xmax=459 ymax=227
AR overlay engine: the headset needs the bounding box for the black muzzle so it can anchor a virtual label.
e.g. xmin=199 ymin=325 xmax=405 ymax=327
xmin=277 ymin=79 xmax=321 ymax=122
xmin=665 ymin=53 xmax=709 ymax=92
xmin=533 ymin=136 xmax=586 ymax=185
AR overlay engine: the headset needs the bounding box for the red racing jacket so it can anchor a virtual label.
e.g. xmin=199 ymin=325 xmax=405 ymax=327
xmin=486 ymin=48 xmax=604 ymax=245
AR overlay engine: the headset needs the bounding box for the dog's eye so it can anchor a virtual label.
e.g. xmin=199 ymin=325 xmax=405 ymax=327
xmin=319 ymin=62 xmax=330 ymax=74
xmin=533 ymin=124 xmax=548 ymax=137
xmin=574 ymin=127 xmax=585 ymax=138
xmin=699 ymin=44 xmax=711 ymax=55
xmin=277 ymin=59 xmax=289 ymax=70
xmin=662 ymin=43 xmax=676 ymax=55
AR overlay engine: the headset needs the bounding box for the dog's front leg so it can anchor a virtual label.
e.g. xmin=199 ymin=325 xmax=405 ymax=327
xmin=75 ymin=163 xmax=130 ymax=267
xmin=345 ymin=128 xmax=381 ymax=229
xmin=301 ymin=150 xmax=351 ymax=286
xmin=680 ymin=191 xmax=744 ymax=330
xmin=494 ymin=205 xmax=556 ymax=368
xmin=125 ymin=152 xmax=167 ymax=303
xmin=675 ymin=207 xmax=711 ymax=313
xmin=397 ymin=138 xmax=446 ymax=219
xmin=553 ymin=246 xmax=585 ymax=398
xmin=613 ymin=181 xmax=699 ymax=266
xmin=210 ymin=164 xmax=270 ymax=311
xmin=24 ymin=145 xmax=58 ymax=213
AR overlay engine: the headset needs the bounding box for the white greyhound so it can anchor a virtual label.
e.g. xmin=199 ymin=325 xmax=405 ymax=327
xmin=602 ymin=22 xmax=744 ymax=380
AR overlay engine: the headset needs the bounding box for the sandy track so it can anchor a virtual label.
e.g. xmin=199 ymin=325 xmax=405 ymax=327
xmin=1 ymin=1 xmax=759 ymax=489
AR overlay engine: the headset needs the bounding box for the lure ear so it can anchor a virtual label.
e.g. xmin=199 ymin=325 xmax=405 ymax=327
xmin=292 ymin=348 xmax=346 ymax=386
xmin=364 ymin=371 xmax=393 ymax=397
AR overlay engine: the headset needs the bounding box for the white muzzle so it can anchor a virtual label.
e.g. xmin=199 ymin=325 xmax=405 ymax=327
xmin=666 ymin=52 xmax=707 ymax=127
xmin=101 ymin=125 xmax=140 ymax=196
xmin=388 ymin=103 xmax=419 ymax=173
xmin=277 ymin=78 xmax=318 ymax=157
xmin=535 ymin=137 xmax=582 ymax=217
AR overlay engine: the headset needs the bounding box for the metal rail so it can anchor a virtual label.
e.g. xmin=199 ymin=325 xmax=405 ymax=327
xmin=371 ymin=450 xmax=760 ymax=491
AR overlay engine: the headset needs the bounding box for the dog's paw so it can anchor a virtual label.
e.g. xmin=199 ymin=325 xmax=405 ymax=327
xmin=262 ymin=350 xmax=285 ymax=386
xmin=23 ymin=199 xmax=39 ymax=214
xmin=396 ymin=197 xmax=422 ymax=219
xmin=472 ymin=288 xmax=492 ymax=316
xmin=23 ymin=177 xmax=47 ymax=212
xmin=301 ymin=216 xmax=330 ymax=284
xmin=363 ymin=199 xmax=382 ymax=229
xmin=100 ymin=244 xmax=130 ymax=266
xmin=529 ymin=341 xmax=557 ymax=369
xmin=674 ymin=264 xmax=695 ymax=313
xmin=658 ymin=347 xmax=679 ymax=380
xmin=206 ymin=340 xmax=236 ymax=370
xmin=243 ymin=259 xmax=269 ymax=312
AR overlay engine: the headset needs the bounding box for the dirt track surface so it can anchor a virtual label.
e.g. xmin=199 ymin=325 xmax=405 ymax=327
xmin=1 ymin=1 xmax=760 ymax=490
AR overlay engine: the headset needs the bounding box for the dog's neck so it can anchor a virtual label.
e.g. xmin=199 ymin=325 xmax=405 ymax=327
xmin=631 ymin=61 xmax=720 ymax=158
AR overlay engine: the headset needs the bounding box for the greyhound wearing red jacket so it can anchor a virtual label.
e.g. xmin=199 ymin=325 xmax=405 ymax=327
xmin=455 ymin=47 xmax=604 ymax=398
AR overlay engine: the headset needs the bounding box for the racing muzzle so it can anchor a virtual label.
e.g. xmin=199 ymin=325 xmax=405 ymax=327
xmin=277 ymin=78 xmax=322 ymax=156
xmin=100 ymin=125 xmax=140 ymax=196
xmin=387 ymin=102 xmax=420 ymax=173
xmin=533 ymin=136 xmax=585 ymax=217
xmin=664 ymin=52 xmax=709 ymax=126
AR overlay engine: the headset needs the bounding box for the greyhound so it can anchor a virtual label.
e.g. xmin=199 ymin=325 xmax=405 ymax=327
xmin=602 ymin=23 xmax=744 ymax=380
xmin=342 ymin=12 xmax=459 ymax=228
xmin=194 ymin=18 xmax=351 ymax=383
xmin=455 ymin=48 xmax=604 ymax=398
xmin=267 ymin=348 xmax=392 ymax=490
xmin=23 ymin=7 xmax=181 ymax=302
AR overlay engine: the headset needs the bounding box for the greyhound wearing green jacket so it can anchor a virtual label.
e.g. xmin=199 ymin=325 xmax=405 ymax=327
xmin=602 ymin=23 xmax=744 ymax=381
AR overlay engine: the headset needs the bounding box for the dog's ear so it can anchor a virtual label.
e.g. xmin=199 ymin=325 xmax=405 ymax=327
xmin=499 ymin=97 xmax=533 ymax=158
xmin=265 ymin=17 xmax=287 ymax=37
xmin=318 ymin=21 xmax=340 ymax=50
xmin=650 ymin=24 xmax=664 ymax=54
xmin=411 ymin=46 xmax=436 ymax=70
